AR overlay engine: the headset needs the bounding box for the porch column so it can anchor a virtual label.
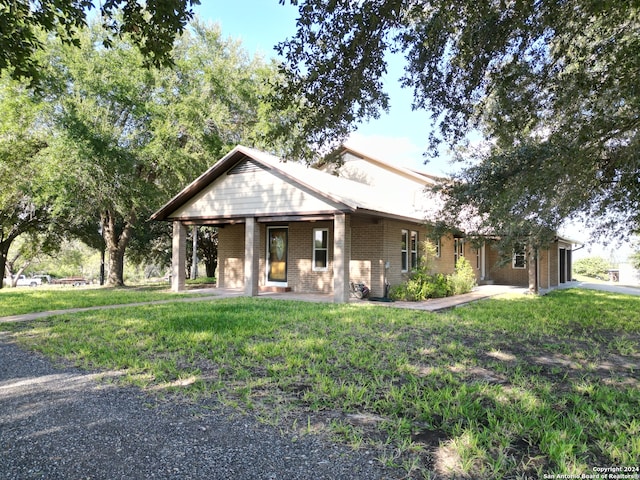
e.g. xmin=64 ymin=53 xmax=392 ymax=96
xmin=171 ymin=221 xmax=187 ymax=292
xmin=333 ymin=213 xmax=351 ymax=303
xmin=244 ymin=217 xmax=260 ymax=296
xmin=528 ymin=246 xmax=539 ymax=294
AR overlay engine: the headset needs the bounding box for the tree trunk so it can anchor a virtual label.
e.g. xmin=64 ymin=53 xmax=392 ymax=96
xmin=102 ymin=209 xmax=135 ymax=287
xmin=0 ymin=235 xmax=18 ymax=290
xmin=205 ymin=258 xmax=217 ymax=278
xmin=107 ymin=246 xmax=126 ymax=287
xmin=0 ymin=244 xmax=8 ymax=290
xmin=199 ymin=227 xmax=218 ymax=279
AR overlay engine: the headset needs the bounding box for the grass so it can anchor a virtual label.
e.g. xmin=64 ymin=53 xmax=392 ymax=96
xmin=1 ymin=288 xmax=639 ymax=478
xmin=0 ymin=284 xmax=205 ymax=317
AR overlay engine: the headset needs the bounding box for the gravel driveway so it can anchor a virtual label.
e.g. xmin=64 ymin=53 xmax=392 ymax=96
xmin=0 ymin=332 xmax=397 ymax=480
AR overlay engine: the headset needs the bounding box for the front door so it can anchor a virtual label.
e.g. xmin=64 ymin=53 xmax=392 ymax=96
xmin=267 ymin=227 xmax=288 ymax=284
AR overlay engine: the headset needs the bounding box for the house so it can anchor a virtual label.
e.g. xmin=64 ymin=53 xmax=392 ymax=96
xmin=151 ymin=145 xmax=578 ymax=301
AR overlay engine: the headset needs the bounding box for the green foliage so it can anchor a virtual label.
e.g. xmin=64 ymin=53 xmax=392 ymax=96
xmin=0 ymin=75 xmax=58 ymax=287
xmin=35 ymin=20 xmax=285 ymax=286
xmin=3 ymin=289 xmax=639 ymax=478
xmin=0 ymin=0 xmax=199 ymax=86
xmin=573 ymin=256 xmax=612 ymax=281
xmin=276 ymin=1 xmax=640 ymax=240
xmin=448 ymin=256 xmax=477 ymax=296
xmin=0 ymin=285 xmax=197 ymax=317
xmin=390 ymin=241 xmax=476 ymax=301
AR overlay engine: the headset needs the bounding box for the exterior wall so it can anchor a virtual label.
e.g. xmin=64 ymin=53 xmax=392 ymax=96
xmin=538 ymin=247 xmax=551 ymax=290
xmin=350 ymin=219 xmax=383 ymax=295
xmin=549 ymin=243 xmax=559 ymax=287
xmin=485 ymin=242 xmax=529 ymax=286
xmin=217 ymin=223 xmax=246 ymax=288
xmin=324 ymin=153 xmax=435 ymax=222
xmin=172 ymin=164 xmax=336 ymax=219
xmin=218 ymin=222 xmax=573 ymax=293
xmin=287 ymin=221 xmax=334 ymax=294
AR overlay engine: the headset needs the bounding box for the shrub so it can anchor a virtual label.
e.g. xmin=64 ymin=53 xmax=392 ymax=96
xmin=390 ymin=240 xmax=469 ymax=301
xmin=573 ymin=256 xmax=611 ymax=280
xmin=389 ymin=272 xmax=451 ymax=301
xmin=447 ymin=257 xmax=477 ymax=295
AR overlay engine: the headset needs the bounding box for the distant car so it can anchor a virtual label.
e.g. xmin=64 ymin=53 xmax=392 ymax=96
xmin=3 ymin=275 xmax=42 ymax=287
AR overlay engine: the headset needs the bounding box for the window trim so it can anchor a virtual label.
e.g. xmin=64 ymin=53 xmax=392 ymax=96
xmin=512 ymin=246 xmax=527 ymax=269
xmin=410 ymin=231 xmax=419 ymax=269
xmin=312 ymin=228 xmax=329 ymax=272
xmin=454 ymin=237 xmax=464 ymax=266
xmin=434 ymin=237 xmax=441 ymax=258
xmin=401 ymin=229 xmax=409 ymax=272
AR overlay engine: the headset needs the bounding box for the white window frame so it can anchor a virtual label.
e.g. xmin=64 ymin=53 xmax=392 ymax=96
xmin=434 ymin=237 xmax=441 ymax=258
xmin=512 ymin=246 xmax=527 ymax=269
xmin=454 ymin=237 xmax=464 ymax=266
xmin=312 ymin=228 xmax=329 ymax=272
xmin=410 ymin=231 xmax=419 ymax=269
xmin=401 ymin=229 xmax=409 ymax=272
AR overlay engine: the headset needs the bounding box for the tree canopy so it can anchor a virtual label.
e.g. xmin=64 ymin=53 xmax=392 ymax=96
xmin=276 ymin=0 xmax=640 ymax=243
xmin=0 ymin=18 xmax=290 ymax=287
xmin=0 ymin=77 xmax=54 ymax=283
xmin=0 ymin=0 xmax=199 ymax=85
xmin=37 ymin=20 xmax=286 ymax=286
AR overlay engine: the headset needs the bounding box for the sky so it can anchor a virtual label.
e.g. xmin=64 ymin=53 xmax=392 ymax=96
xmin=194 ymin=1 xmax=635 ymax=262
xmin=195 ymin=0 xmax=450 ymax=176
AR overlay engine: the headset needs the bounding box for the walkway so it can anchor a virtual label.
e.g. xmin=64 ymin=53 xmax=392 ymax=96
xmin=0 ymin=284 xmax=524 ymax=324
xmin=3 ymin=281 xmax=638 ymax=325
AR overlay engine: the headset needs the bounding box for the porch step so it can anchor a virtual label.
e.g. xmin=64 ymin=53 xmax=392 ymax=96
xmin=260 ymin=286 xmax=292 ymax=293
xmin=478 ymin=279 xmax=495 ymax=285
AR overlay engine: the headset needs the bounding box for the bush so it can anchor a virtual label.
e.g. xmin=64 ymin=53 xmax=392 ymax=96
xmin=573 ymin=256 xmax=611 ymax=280
xmin=447 ymin=257 xmax=477 ymax=295
xmin=389 ymin=272 xmax=451 ymax=301
xmin=390 ymin=241 xmax=476 ymax=301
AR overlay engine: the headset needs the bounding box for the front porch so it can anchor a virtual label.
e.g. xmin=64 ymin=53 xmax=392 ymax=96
xmin=170 ymin=212 xmax=354 ymax=303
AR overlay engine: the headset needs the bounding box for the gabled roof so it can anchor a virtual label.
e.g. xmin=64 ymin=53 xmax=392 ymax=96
xmin=151 ymin=145 xmax=432 ymax=223
xmin=338 ymin=146 xmax=445 ymax=186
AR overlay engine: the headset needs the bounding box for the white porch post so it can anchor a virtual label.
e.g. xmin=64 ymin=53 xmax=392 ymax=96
xmin=244 ymin=217 xmax=260 ymax=296
xmin=528 ymin=246 xmax=539 ymax=294
xmin=480 ymin=242 xmax=486 ymax=281
xmin=333 ymin=213 xmax=351 ymax=303
xmin=171 ymin=221 xmax=187 ymax=292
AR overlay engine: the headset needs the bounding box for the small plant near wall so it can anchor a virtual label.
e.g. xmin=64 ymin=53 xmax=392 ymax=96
xmin=448 ymin=257 xmax=477 ymax=295
xmin=390 ymin=241 xmax=476 ymax=301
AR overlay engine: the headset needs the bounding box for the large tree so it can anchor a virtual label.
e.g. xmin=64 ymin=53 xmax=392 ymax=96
xmin=0 ymin=77 xmax=54 ymax=288
xmin=42 ymin=21 xmax=287 ymax=286
xmin=0 ymin=0 xmax=199 ymax=86
xmin=275 ymin=0 xmax=640 ymax=242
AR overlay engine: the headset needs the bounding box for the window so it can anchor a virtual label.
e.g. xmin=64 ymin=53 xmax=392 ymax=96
xmin=313 ymin=228 xmax=329 ymax=271
xmin=410 ymin=231 xmax=418 ymax=269
xmin=401 ymin=230 xmax=409 ymax=272
xmin=513 ymin=245 xmax=526 ymax=269
xmin=476 ymin=248 xmax=481 ymax=269
xmin=454 ymin=237 xmax=464 ymax=266
xmin=434 ymin=237 xmax=441 ymax=258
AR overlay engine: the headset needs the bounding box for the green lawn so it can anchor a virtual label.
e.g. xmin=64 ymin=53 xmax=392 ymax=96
xmin=0 ymin=285 xmax=204 ymax=317
xmin=2 ymin=288 xmax=638 ymax=479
